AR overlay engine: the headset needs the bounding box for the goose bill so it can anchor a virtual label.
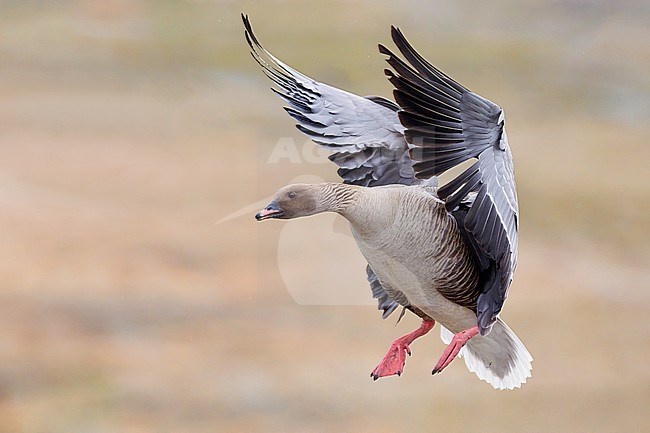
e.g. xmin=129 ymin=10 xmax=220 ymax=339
xmin=255 ymin=201 xmax=284 ymax=220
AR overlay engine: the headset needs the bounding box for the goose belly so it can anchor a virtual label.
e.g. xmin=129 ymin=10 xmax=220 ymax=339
xmin=353 ymin=228 xmax=479 ymax=334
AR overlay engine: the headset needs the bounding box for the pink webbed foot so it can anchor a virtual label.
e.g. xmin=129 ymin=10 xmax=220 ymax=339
xmin=370 ymin=340 xmax=410 ymax=380
xmin=432 ymin=325 xmax=479 ymax=375
xmin=371 ymin=319 xmax=434 ymax=380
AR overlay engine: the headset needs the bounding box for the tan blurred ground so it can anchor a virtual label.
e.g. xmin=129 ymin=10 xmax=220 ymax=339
xmin=0 ymin=1 xmax=649 ymax=432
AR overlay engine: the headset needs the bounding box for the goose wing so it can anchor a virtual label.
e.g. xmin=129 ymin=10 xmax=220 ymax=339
xmin=243 ymin=15 xmax=416 ymax=187
xmin=380 ymin=27 xmax=519 ymax=335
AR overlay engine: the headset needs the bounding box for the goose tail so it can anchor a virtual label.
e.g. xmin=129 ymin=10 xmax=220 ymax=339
xmin=440 ymin=318 xmax=532 ymax=390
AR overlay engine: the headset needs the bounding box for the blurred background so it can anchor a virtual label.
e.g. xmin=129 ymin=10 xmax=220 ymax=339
xmin=1 ymin=1 xmax=648 ymax=432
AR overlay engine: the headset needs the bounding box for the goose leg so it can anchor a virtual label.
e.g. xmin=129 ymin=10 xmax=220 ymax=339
xmin=371 ymin=319 xmax=435 ymax=380
xmin=432 ymin=325 xmax=479 ymax=375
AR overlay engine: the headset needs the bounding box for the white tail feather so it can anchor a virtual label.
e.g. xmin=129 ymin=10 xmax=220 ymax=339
xmin=440 ymin=319 xmax=532 ymax=390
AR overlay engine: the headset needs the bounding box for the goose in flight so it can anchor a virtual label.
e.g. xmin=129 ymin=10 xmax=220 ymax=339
xmin=245 ymin=15 xmax=532 ymax=389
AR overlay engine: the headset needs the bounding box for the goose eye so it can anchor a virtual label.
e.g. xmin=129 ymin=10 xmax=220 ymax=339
xmin=288 ymin=191 xmax=296 ymax=199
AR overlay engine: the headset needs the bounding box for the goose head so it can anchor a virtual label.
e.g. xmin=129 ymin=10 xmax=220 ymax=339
xmin=255 ymin=184 xmax=323 ymax=221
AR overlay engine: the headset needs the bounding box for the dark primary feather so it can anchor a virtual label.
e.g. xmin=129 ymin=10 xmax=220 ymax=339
xmin=243 ymin=14 xmax=411 ymax=318
xmin=381 ymin=26 xmax=519 ymax=335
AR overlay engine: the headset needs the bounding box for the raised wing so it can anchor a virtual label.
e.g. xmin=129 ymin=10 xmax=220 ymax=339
xmin=243 ymin=15 xmax=416 ymax=187
xmin=380 ymin=27 xmax=519 ymax=335
xmin=243 ymin=15 xmax=410 ymax=318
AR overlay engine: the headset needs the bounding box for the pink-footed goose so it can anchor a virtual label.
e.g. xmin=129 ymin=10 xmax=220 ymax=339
xmin=245 ymin=15 xmax=532 ymax=389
